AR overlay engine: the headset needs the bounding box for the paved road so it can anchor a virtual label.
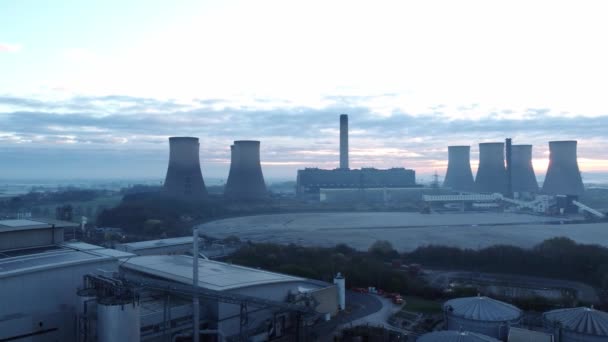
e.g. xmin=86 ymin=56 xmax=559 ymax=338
xmin=338 ymin=291 xmax=384 ymax=324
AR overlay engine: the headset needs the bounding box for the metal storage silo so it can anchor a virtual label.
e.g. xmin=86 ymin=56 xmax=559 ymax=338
xmin=475 ymin=143 xmax=508 ymax=194
xmin=542 ymin=140 xmax=585 ymax=196
xmin=97 ymin=300 xmax=140 ymax=342
xmin=443 ymin=296 xmax=522 ymax=340
xmin=511 ymin=144 xmax=539 ymax=193
xmin=417 ymin=330 xmax=500 ymax=342
xmin=224 ymin=140 xmax=268 ymax=201
xmin=163 ymin=137 xmax=208 ymax=199
xmin=443 ymin=146 xmax=475 ymax=192
xmin=543 ymin=307 xmax=608 ymax=342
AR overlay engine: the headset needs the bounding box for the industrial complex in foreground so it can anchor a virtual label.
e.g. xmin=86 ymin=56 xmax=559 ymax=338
xmin=0 ymin=219 xmax=341 ymax=341
xmin=4 ymin=218 xmax=608 ymax=341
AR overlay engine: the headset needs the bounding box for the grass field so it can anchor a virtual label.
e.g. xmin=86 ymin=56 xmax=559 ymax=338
xmin=403 ymin=296 xmax=443 ymax=314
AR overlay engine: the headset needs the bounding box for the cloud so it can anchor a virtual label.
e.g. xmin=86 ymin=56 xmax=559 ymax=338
xmin=1 ymin=94 xmax=608 ymax=179
xmin=0 ymin=43 xmax=22 ymax=53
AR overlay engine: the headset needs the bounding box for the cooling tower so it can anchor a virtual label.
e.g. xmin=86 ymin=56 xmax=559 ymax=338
xmin=224 ymin=140 xmax=268 ymax=201
xmin=511 ymin=144 xmax=539 ymax=193
xmin=163 ymin=137 xmax=207 ymax=199
xmin=443 ymin=146 xmax=475 ymax=192
xmin=475 ymin=142 xmax=508 ymax=194
xmin=340 ymin=114 xmax=349 ymax=169
xmin=542 ymin=140 xmax=584 ymax=196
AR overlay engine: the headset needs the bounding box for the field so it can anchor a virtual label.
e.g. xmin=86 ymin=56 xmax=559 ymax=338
xmin=198 ymin=212 xmax=608 ymax=251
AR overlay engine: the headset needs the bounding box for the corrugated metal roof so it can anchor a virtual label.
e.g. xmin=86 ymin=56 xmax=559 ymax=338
xmin=0 ymin=218 xmax=78 ymax=232
xmin=121 ymin=255 xmax=309 ymax=291
xmin=444 ymin=296 xmax=522 ymax=322
xmin=543 ymin=307 xmax=608 ymax=336
xmin=417 ymin=330 xmax=500 ymax=342
xmin=118 ymin=236 xmax=196 ymax=251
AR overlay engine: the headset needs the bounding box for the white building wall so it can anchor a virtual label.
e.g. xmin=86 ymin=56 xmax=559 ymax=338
xmin=0 ymin=259 xmax=119 ymax=342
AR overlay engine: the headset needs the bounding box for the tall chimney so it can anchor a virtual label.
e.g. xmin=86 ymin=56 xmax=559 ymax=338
xmin=340 ymin=114 xmax=349 ymax=169
xmin=542 ymin=140 xmax=584 ymax=196
xmin=506 ymin=138 xmax=513 ymax=197
xmin=443 ymin=146 xmax=475 ymax=192
xmin=163 ymin=137 xmax=207 ymax=199
xmin=224 ymin=140 xmax=268 ymax=201
xmin=475 ymin=142 xmax=508 ymax=194
xmin=511 ymin=144 xmax=539 ymax=193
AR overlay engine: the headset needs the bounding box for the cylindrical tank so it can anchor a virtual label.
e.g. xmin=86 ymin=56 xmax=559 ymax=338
xmin=340 ymin=114 xmax=349 ymax=170
xmin=475 ymin=143 xmax=508 ymax=194
xmin=511 ymin=145 xmax=539 ymax=193
xmin=77 ymin=289 xmax=98 ymax=342
xmin=417 ymin=330 xmax=500 ymax=342
xmin=224 ymin=140 xmax=268 ymax=201
xmin=333 ymin=272 xmax=346 ymax=310
xmin=97 ymin=301 xmax=140 ymax=342
xmin=543 ymin=307 xmax=608 ymax=342
xmin=163 ymin=137 xmax=208 ymax=199
xmin=443 ymin=296 xmax=522 ymax=340
xmin=443 ymin=146 xmax=475 ymax=192
xmin=542 ymin=140 xmax=585 ymax=196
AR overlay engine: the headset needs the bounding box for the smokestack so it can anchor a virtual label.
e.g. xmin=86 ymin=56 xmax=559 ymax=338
xmin=542 ymin=140 xmax=584 ymax=196
xmin=340 ymin=114 xmax=349 ymax=169
xmin=443 ymin=146 xmax=475 ymax=192
xmin=475 ymin=142 xmax=508 ymax=194
xmin=163 ymin=137 xmax=207 ymax=199
xmin=506 ymin=138 xmax=513 ymax=197
xmin=224 ymin=140 xmax=268 ymax=201
xmin=511 ymin=144 xmax=539 ymax=193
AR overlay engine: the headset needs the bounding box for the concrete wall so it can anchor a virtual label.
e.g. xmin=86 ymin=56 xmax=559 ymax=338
xmin=0 ymin=227 xmax=63 ymax=251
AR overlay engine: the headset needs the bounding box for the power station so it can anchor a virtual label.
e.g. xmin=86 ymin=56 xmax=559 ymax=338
xmin=542 ymin=140 xmax=585 ymax=196
xmin=475 ymin=142 xmax=508 ymax=194
xmin=296 ymin=114 xmax=417 ymax=197
xmin=163 ymin=137 xmax=208 ymax=199
xmin=224 ymin=140 xmax=268 ymax=201
xmin=511 ymin=144 xmax=539 ymax=193
xmin=443 ymin=145 xmax=475 ymax=192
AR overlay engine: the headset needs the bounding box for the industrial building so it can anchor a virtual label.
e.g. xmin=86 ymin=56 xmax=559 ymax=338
xmin=443 ymin=296 xmax=523 ymax=340
xmin=320 ymin=187 xmax=437 ymax=204
xmin=543 ymin=306 xmax=608 ymax=342
xmin=542 ymin=140 xmax=585 ymax=196
xmin=163 ymin=136 xmax=208 ymax=199
xmin=296 ymin=114 xmax=417 ymax=198
xmin=0 ymin=219 xmax=135 ymax=341
xmin=298 ymin=167 xmax=417 ymax=196
xmin=224 ymin=140 xmax=268 ymax=201
xmin=0 ymin=218 xmax=340 ymax=341
xmin=116 ymin=236 xmax=239 ymax=258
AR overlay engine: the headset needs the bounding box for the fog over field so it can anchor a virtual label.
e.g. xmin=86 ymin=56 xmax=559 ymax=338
xmin=199 ymin=212 xmax=608 ymax=251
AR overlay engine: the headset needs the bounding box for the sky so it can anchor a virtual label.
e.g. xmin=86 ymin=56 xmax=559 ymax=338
xmin=1 ymin=0 xmax=608 ymax=182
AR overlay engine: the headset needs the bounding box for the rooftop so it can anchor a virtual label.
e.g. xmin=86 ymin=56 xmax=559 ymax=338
xmin=0 ymin=218 xmax=78 ymax=233
xmin=118 ymin=236 xmax=197 ymax=251
xmin=122 ymin=255 xmax=307 ymax=291
xmin=0 ymin=241 xmax=134 ymax=278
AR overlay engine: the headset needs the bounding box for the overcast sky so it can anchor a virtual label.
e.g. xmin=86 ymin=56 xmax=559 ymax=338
xmin=1 ymin=0 xmax=607 ymax=181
